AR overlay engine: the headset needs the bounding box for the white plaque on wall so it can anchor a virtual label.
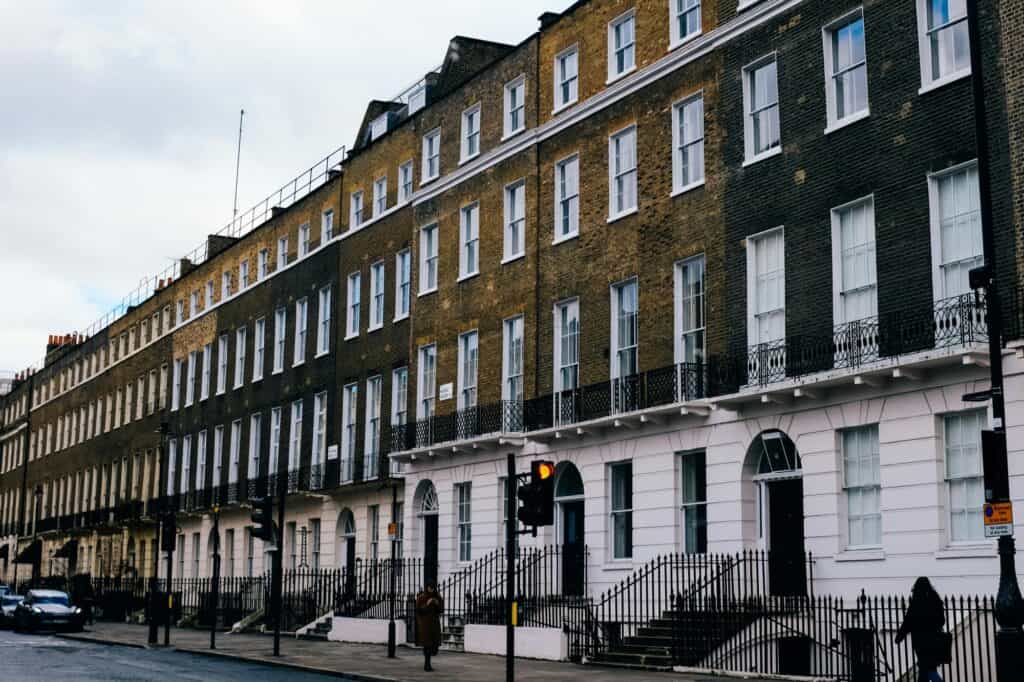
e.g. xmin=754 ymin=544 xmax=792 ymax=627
xmin=327 ymin=444 xmax=339 ymax=461
xmin=439 ymin=382 xmax=454 ymax=401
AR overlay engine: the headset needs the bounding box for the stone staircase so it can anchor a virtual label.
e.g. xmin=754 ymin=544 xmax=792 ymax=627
xmin=300 ymin=614 xmax=333 ymax=641
xmin=441 ymin=615 xmax=465 ymax=652
xmin=588 ymin=605 xmax=759 ymax=671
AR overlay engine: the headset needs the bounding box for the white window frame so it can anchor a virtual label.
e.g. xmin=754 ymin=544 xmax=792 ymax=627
xmin=607 ymin=9 xmax=636 ymax=83
xmin=341 ymin=383 xmax=358 ymax=483
xmin=222 ymin=271 xmax=232 ymax=300
xmin=258 ymin=249 xmax=269 ymax=280
xmin=253 ymin=318 xmax=265 ymax=381
xmin=742 ymin=54 xmax=781 ymax=165
xmin=674 ymin=255 xmax=706 ymax=366
xmin=369 ymin=262 xmax=385 ymax=331
xmin=831 ymin=195 xmax=878 ymax=324
xmin=502 ymin=316 xmax=524 ymax=403
xmin=460 ymin=104 xmax=481 ymax=163
xmin=916 ymin=0 xmax=971 ymax=93
xmin=417 ymin=345 xmax=437 ymax=420
xmin=459 ymin=202 xmax=480 ymax=279
xmin=196 ymin=430 xmax=207 ymax=491
xmin=553 ymin=298 xmax=580 ymax=394
xmin=679 ymin=449 xmax=707 ymax=554
xmin=503 ymin=75 xmax=526 ymax=139
xmin=277 ymin=236 xmax=288 ymax=270
xmin=927 ymin=160 xmax=983 ymax=301
xmin=288 ymin=400 xmax=302 ymax=472
xmin=273 ymin=307 xmax=286 ymax=373
xmin=670 ymin=0 xmax=702 ymax=49
xmin=554 ymin=154 xmax=580 ymax=243
xmin=248 ymin=413 xmax=262 ymax=480
xmin=419 ymin=224 xmax=439 ymax=295
xmin=322 ymin=209 xmax=334 ymax=242
xmin=364 ymin=376 xmax=382 ymax=480
xmin=610 ymin=277 xmax=639 ymax=380
xmin=268 ymin=408 xmax=281 ymax=476
xmin=456 ymin=481 xmax=472 ymax=563
xmin=350 ymin=191 xmax=364 ymax=228
xmin=422 ymin=129 xmax=441 ymax=183
xmin=373 ymin=176 xmax=387 ymax=218
xmin=672 ymin=92 xmax=705 ymax=194
xmin=842 ymin=425 xmax=882 ymax=549
xmin=746 ymin=227 xmax=786 ymax=347
xmin=212 ymin=426 xmax=223 ymax=489
xmin=823 ymin=8 xmax=870 ymax=133
xmin=346 ymin=272 xmax=361 ymax=339
xmin=609 ymin=460 xmax=634 ymax=560
xmin=185 ymin=351 xmax=196 ymax=407
xmin=239 ymin=260 xmax=250 ymax=289
xmin=608 ymin=125 xmax=638 ymax=220
xmin=294 ymin=297 xmax=308 ymax=366
xmin=944 ymin=410 xmax=987 ymax=545
xmin=503 ymin=181 xmax=526 ymax=262
xmin=399 ymin=161 xmax=414 ymax=203
xmin=229 ymin=419 xmax=241 ymax=485
xmin=317 ymin=285 xmax=332 ymax=355
xmin=171 ymin=358 xmax=182 ymax=411
xmin=391 ymin=367 xmax=408 ymax=474
xmin=457 ymin=331 xmax=479 ymax=410
xmin=234 ymin=326 xmax=246 ymax=389
xmin=554 ymin=45 xmax=579 ymax=112
xmin=312 ymin=391 xmax=327 ymax=472
xmin=394 ymin=249 xmax=411 ymax=321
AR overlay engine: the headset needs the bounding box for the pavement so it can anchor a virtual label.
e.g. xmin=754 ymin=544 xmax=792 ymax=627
xmin=51 ymin=621 xmax=752 ymax=682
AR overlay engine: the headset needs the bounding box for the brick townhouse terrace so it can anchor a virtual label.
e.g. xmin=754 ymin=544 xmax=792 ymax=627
xmin=2 ymin=0 xmax=1024 ymax=677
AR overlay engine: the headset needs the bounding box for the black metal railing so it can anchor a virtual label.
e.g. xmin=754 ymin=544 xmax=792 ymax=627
xmin=334 ymin=558 xmax=424 ymax=619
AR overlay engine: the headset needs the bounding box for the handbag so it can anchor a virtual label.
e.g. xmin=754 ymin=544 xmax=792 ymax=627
xmin=935 ymin=630 xmax=953 ymax=665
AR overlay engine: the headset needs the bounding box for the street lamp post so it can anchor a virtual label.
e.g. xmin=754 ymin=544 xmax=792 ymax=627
xmin=148 ymin=424 xmax=169 ymax=645
xmin=964 ymin=3 xmax=1024 ymax=679
xmin=387 ymin=482 xmax=398 ymax=659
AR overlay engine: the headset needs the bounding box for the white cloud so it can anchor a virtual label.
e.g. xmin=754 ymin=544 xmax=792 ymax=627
xmin=0 ymin=0 xmax=575 ymax=370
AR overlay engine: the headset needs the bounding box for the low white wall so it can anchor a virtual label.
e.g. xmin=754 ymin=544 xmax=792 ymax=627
xmin=464 ymin=625 xmax=568 ymax=661
xmin=329 ymin=617 xmax=407 ymax=645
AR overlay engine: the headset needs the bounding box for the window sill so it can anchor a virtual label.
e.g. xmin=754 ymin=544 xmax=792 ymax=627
xmin=835 ymin=548 xmax=885 ymax=562
xmin=671 ymin=179 xmax=705 ymax=198
xmin=552 ymin=232 xmax=579 ymax=246
xmin=367 ymin=324 xmax=383 ymax=334
xmin=501 ymin=253 xmax=525 ymax=266
xmin=314 ymin=351 xmax=330 ymax=359
xmin=742 ymin=146 xmax=782 ymax=168
xmin=252 ymin=376 xmax=262 ymax=384
xmin=393 ymin=313 xmax=409 ymax=324
xmin=459 ymin=152 xmax=480 ymax=166
xmin=501 ymin=128 xmax=526 ymax=143
xmin=420 ymin=175 xmax=439 ymax=188
xmin=418 ymin=287 xmax=438 ymax=298
xmin=344 ymin=333 xmax=359 ymax=342
xmin=272 ymin=369 xmax=283 ymax=376
xmin=918 ymin=69 xmax=971 ymax=96
xmin=824 ymin=109 xmax=871 ymax=135
xmin=737 ymin=0 xmax=761 ymax=10
xmin=668 ymin=31 xmax=702 ymax=53
xmin=551 ymin=100 xmax=578 ymax=116
xmin=292 ymin=361 xmax=306 ymax=369
xmin=456 ymin=272 xmax=480 ymax=284
xmin=935 ymin=543 xmax=995 ymax=560
xmin=233 ymin=384 xmax=243 ymax=391
xmin=607 ymin=207 xmax=638 ymax=224
xmin=606 ymin=65 xmax=637 ymax=86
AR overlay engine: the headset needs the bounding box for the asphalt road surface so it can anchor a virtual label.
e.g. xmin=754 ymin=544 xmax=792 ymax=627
xmin=0 ymin=628 xmax=354 ymax=681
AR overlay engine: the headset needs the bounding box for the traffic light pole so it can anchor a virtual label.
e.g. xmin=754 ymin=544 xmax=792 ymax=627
xmin=210 ymin=509 xmax=220 ymax=650
xmin=965 ymin=3 xmax=1024 ymax=679
xmin=272 ymin=462 xmax=287 ymax=657
xmin=505 ymin=453 xmax=516 ymax=682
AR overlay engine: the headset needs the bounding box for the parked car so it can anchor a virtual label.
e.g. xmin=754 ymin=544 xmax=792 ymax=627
xmin=0 ymin=584 xmax=10 ymax=597
xmin=13 ymin=590 xmax=84 ymax=633
xmin=0 ymin=594 xmax=23 ymax=628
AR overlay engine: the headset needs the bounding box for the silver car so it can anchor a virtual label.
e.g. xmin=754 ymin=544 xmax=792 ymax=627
xmin=13 ymin=590 xmax=84 ymax=633
xmin=0 ymin=594 xmax=23 ymax=628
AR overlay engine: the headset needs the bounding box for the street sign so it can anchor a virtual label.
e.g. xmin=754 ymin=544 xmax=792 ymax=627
xmin=984 ymin=501 xmax=1014 ymax=538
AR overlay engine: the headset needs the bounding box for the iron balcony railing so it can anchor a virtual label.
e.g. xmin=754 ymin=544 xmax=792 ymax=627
xmin=391 ymin=295 xmax=991 ymax=454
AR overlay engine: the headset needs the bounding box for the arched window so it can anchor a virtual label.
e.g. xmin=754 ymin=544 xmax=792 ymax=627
xmin=419 ymin=481 xmax=439 ymax=516
xmin=555 ymin=463 xmax=584 ymax=499
xmin=754 ymin=430 xmax=801 ymax=474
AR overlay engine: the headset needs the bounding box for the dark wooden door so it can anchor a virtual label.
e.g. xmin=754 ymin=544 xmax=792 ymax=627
xmin=768 ymin=478 xmax=806 ymax=597
xmin=344 ymin=537 xmax=357 ymax=595
xmin=423 ymin=515 xmax=439 ymax=587
xmin=562 ymin=501 xmax=585 ymax=596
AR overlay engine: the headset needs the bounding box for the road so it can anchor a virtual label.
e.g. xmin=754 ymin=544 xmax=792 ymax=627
xmin=0 ymin=628 xmax=353 ymax=681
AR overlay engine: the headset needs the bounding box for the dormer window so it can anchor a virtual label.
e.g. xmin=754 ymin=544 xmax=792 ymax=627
xmin=370 ymin=113 xmax=389 ymax=142
xmin=408 ymin=86 xmax=426 ymax=115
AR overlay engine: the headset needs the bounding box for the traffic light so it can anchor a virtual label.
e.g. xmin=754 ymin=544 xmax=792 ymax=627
xmin=160 ymin=512 xmax=177 ymax=552
xmin=517 ymin=460 xmax=555 ymax=528
xmin=251 ymin=496 xmax=277 ymax=545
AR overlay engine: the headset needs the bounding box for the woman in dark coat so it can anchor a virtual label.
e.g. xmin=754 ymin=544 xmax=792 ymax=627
xmin=895 ymin=577 xmax=946 ymax=682
xmin=415 ymin=583 xmax=444 ymax=672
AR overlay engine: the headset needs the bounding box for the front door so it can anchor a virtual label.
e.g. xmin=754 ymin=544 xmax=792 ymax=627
xmin=423 ymin=515 xmax=439 ymax=587
xmin=561 ymin=501 xmax=585 ymax=596
xmin=768 ymin=478 xmax=806 ymax=597
xmin=344 ymin=537 xmax=356 ymax=595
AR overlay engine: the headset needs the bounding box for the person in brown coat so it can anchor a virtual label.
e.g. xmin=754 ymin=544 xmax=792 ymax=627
xmin=415 ymin=583 xmax=444 ymax=672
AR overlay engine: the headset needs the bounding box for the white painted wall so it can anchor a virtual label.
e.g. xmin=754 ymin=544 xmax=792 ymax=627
xmin=464 ymin=624 xmax=568 ymax=660
xmin=329 ymin=616 xmax=407 ymax=645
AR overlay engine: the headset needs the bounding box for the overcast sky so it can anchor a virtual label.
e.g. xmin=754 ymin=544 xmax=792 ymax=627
xmin=0 ymin=0 xmax=574 ymax=372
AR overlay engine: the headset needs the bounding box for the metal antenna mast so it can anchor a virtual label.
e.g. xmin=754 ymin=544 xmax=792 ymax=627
xmin=232 ymin=109 xmax=245 ymax=219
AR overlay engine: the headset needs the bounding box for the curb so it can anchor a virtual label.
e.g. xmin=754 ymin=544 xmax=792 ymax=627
xmin=56 ymin=632 xmax=400 ymax=682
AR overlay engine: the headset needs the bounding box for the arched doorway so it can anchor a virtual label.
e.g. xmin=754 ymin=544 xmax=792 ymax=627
xmin=554 ymin=463 xmax=585 ymax=596
xmin=414 ymin=480 xmax=439 ymax=587
xmin=746 ymin=429 xmax=805 ymax=596
xmin=337 ymin=509 xmax=357 ymax=595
